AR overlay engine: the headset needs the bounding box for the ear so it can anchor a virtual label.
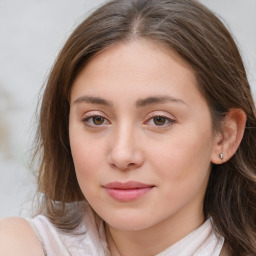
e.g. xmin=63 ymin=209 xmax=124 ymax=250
xmin=211 ymin=108 xmax=247 ymax=164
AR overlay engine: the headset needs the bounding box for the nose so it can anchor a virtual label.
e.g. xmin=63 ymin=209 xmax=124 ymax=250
xmin=107 ymin=124 xmax=144 ymax=170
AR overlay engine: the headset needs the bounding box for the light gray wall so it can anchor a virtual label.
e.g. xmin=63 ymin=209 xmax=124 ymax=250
xmin=0 ymin=0 xmax=255 ymax=218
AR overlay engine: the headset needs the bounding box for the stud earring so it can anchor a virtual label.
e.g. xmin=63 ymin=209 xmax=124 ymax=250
xmin=219 ymin=153 xmax=223 ymax=160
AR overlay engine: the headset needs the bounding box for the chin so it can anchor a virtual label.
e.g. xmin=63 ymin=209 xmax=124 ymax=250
xmin=102 ymin=211 xmax=154 ymax=231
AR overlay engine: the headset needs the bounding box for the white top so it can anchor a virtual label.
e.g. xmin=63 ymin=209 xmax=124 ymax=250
xmin=26 ymin=205 xmax=224 ymax=256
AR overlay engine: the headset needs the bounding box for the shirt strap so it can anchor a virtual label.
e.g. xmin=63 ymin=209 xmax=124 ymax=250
xmin=25 ymin=218 xmax=48 ymax=256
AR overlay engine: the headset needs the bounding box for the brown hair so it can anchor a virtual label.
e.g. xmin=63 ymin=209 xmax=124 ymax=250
xmin=34 ymin=0 xmax=256 ymax=254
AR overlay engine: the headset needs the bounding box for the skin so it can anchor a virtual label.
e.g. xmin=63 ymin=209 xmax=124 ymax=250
xmin=69 ymin=40 xmax=222 ymax=255
xmin=0 ymin=217 xmax=44 ymax=256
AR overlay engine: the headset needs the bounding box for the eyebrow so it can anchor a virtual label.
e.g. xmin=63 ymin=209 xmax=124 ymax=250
xmin=73 ymin=96 xmax=113 ymax=106
xmin=135 ymin=96 xmax=186 ymax=107
xmin=73 ymin=95 xmax=186 ymax=107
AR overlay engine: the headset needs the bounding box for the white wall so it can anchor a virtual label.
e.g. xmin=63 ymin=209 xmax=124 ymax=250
xmin=0 ymin=0 xmax=255 ymax=218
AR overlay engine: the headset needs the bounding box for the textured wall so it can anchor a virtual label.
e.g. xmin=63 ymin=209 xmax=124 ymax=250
xmin=0 ymin=0 xmax=255 ymax=218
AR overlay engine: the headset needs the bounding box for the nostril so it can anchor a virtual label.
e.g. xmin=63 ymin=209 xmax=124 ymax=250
xmin=110 ymin=161 xmax=139 ymax=170
xmin=122 ymin=162 xmax=137 ymax=169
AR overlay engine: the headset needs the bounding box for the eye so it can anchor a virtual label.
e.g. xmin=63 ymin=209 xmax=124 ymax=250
xmin=152 ymin=116 xmax=169 ymax=126
xmin=82 ymin=115 xmax=109 ymax=126
xmin=91 ymin=116 xmax=105 ymax=125
xmin=146 ymin=114 xmax=175 ymax=127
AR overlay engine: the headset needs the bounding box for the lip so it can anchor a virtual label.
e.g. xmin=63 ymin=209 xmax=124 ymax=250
xmin=103 ymin=181 xmax=155 ymax=202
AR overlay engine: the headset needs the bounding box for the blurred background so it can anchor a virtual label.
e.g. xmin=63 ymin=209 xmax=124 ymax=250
xmin=0 ymin=0 xmax=255 ymax=218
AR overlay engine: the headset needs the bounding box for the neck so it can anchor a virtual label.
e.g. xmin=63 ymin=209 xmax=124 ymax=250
xmin=105 ymin=210 xmax=205 ymax=256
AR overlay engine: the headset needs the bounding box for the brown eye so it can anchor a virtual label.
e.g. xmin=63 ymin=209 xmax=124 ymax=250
xmin=92 ymin=116 xmax=105 ymax=125
xmin=82 ymin=114 xmax=109 ymax=127
xmin=153 ymin=116 xmax=169 ymax=126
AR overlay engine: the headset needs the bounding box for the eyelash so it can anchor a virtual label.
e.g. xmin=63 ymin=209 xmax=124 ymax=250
xmin=145 ymin=114 xmax=175 ymax=127
xmin=82 ymin=115 xmax=110 ymax=127
xmin=81 ymin=114 xmax=175 ymax=128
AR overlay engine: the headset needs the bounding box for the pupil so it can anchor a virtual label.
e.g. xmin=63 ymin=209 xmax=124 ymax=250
xmin=93 ymin=116 xmax=104 ymax=125
xmin=154 ymin=116 xmax=165 ymax=125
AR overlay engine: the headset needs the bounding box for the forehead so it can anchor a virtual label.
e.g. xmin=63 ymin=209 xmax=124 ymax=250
xmin=70 ymin=39 xmax=204 ymax=109
xmin=79 ymin=39 xmax=193 ymax=78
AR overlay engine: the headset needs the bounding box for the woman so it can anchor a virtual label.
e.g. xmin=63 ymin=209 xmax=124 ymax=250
xmin=0 ymin=0 xmax=255 ymax=255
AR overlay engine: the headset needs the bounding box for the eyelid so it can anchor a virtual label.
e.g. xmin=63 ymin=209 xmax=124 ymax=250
xmin=82 ymin=110 xmax=106 ymax=118
xmin=146 ymin=111 xmax=175 ymax=120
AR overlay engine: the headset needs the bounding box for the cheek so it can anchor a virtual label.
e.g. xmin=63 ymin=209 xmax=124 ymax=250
xmin=148 ymin=131 xmax=213 ymax=213
xmin=71 ymin=142 xmax=100 ymax=174
xmin=69 ymin=128 xmax=102 ymax=185
xmin=149 ymin=125 xmax=214 ymax=185
xmin=69 ymin=136 xmax=104 ymax=205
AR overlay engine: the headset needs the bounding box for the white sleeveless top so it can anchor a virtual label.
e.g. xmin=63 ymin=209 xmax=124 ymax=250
xmin=26 ymin=206 xmax=224 ymax=256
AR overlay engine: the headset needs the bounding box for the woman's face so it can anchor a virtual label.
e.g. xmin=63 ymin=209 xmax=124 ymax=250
xmin=69 ymin=40 xmax=219 ymax=233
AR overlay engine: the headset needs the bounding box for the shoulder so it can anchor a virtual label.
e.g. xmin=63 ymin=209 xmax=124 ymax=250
xmin=0 ymin=217 xmax=44 ymax=256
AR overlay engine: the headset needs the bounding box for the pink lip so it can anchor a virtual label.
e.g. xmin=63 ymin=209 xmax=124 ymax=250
xmin=103 ymin=181 xmax=155 ymax=202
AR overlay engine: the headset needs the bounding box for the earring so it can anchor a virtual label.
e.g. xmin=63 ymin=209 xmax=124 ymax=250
xmin=219 ymin=153 xmax=223 ymax=160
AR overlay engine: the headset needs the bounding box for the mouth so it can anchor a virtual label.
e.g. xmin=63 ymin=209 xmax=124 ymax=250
xmin=103 ymin=181 xmax=155 ymax=202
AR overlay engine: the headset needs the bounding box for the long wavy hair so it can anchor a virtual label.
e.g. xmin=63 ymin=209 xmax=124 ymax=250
xmin=34 ymin=0 xmax=256 ymax=255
